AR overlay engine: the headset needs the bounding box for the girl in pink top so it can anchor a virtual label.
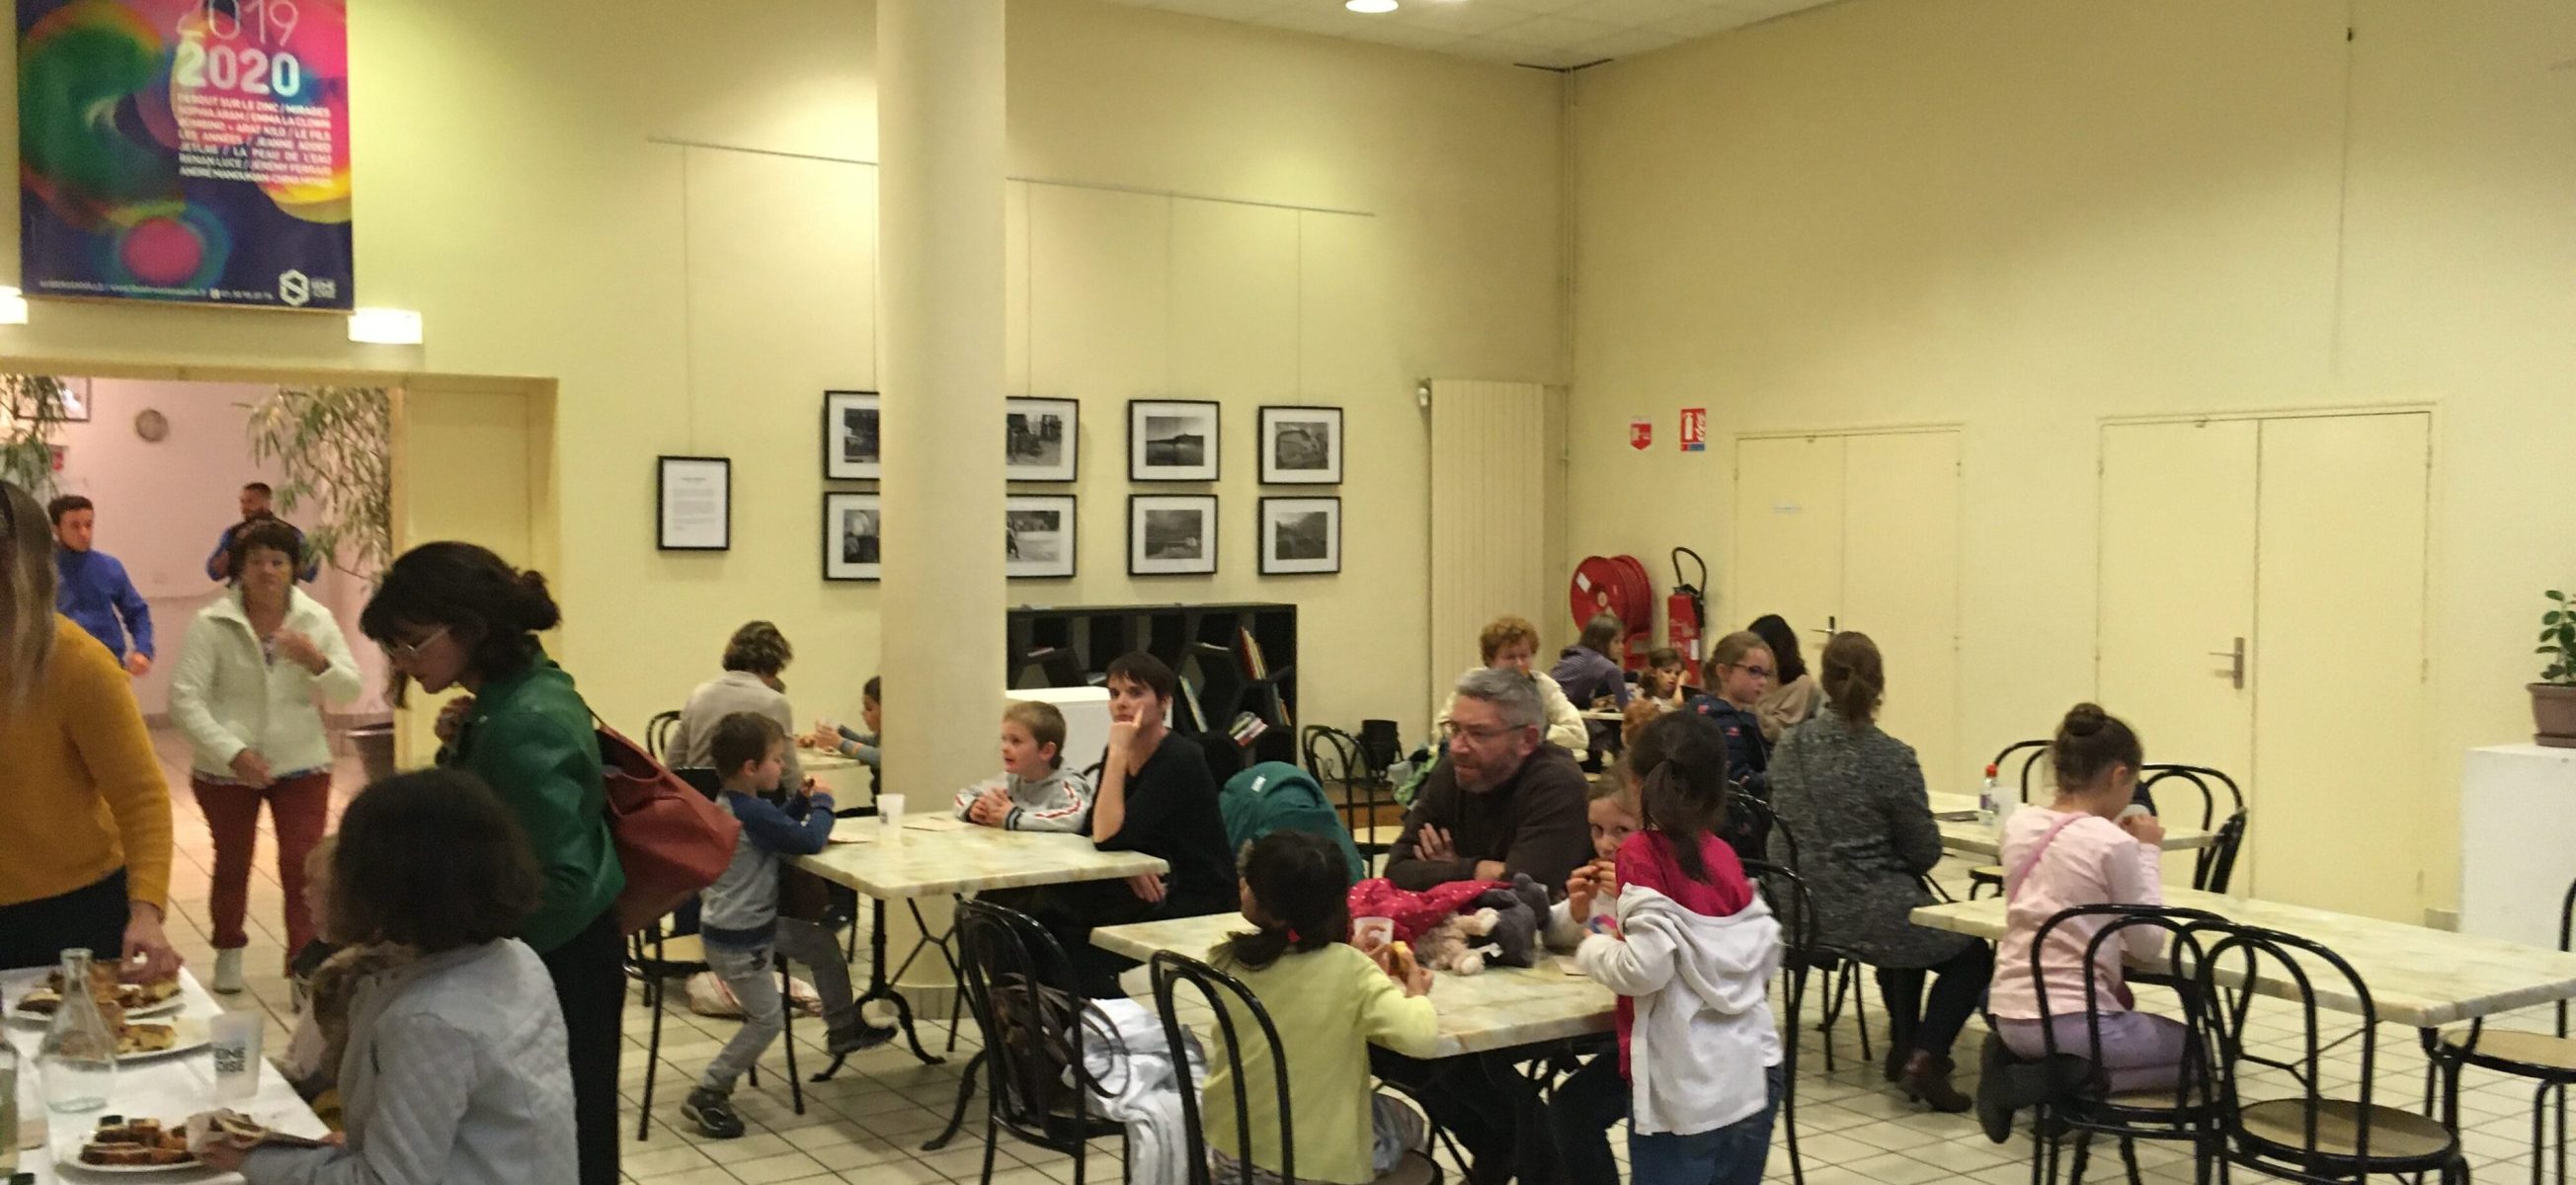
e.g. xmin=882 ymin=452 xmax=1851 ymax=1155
xmin=1986 ymin=704 xmax=2183 ymax=1092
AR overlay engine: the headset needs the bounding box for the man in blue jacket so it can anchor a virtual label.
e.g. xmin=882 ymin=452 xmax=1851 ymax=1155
xmin=48 ymin=495 xmax=154 ymax=675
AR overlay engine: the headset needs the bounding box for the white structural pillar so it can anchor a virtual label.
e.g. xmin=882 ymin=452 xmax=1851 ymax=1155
xmin=877 ymin=0 xmax=1006 ymax=1004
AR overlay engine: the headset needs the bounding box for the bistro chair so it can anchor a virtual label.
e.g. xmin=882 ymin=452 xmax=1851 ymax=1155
xmin=1150 ymin=950 xmax=1446 ymax=1185
xmin=646 ymin=709 xmax=684 ymax=762
xmin=1304 ymin=724 xmax=1403 ymax=870
xmin=2198 ymin=922 xmax=2469 ymax=1185
xmin=952 ymin=901 xmax=1127 ymax=1185
xmin=2020 ymin=905 xmax=2229 ymax=1185
xmin=626 ymin=914 xmax=803 ymax=1139
xmin=1739 ymin=795 xmax=1874 ymax=1075
xmin=1745 ymin=859 xmax=1817 ymax=1185
xmin=2135 ymin=765 xmax=2249 ymax=895
xmin=1965 ymin=739 xmax=2052 ymax=899
xmin=2434 ymin=873 xmax=2576 ymax=1185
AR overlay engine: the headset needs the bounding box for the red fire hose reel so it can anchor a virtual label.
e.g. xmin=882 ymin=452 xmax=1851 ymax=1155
xmin=1570 ymin=554 xmax=1654 ymax=671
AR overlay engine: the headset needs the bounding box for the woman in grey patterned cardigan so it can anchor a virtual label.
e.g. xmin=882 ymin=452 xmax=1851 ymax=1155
xmin=1767 ymin=632 xmax=1991 ymax=1113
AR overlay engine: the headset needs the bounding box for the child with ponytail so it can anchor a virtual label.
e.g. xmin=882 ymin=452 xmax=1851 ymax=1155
xmin=1203 ymin=830 xmax=1440 ymax=1185
xmin=1571 ymin=712 xmax=1784 ymax=1185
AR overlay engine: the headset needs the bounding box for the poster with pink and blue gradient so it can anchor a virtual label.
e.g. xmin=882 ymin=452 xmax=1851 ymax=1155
xmin=18 ymin=0 xmax=351 ymax=310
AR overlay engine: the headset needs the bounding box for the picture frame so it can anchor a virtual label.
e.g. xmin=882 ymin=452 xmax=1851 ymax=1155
xmin=655 ymin=455 xmax=730 ymax=551
xmin=1259 ymin=497 xmax=1341 ymax=575
xmin=823 ymin=390 xmax=880 ymax=480
xmin=823 ymin=492 xmax=882 ymax=582
xmin=1006 ymin=397 xmax=1080 ymax=482
xmin=1258 ymin=405 xmax=1342 ymax=485
xmin=10 ymin=376 xmax=89 ymax=424
xmin=1128 ymin=494 xmax=1218 ymax=576
xmin=1006 ymin=494 xmax=1079 ymax=579
xmin=1128 ymin=399 xmax=1220 ymax=482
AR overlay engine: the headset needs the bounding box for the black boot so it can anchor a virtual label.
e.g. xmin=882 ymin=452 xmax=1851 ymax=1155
xmin=1900 ymin=1050 xmax=1973 ymax=1113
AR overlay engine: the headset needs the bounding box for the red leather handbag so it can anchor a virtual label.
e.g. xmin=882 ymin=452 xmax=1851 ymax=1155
xmin=597 ymin=720 xmax=741 ymax=934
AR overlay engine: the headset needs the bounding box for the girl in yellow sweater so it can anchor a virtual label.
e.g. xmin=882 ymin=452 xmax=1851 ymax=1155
xmin=1203 ymin=830 xmax=1440 ymax=1185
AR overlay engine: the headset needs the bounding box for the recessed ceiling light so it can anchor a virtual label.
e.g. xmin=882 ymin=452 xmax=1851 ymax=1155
xmin=1346 ymin=0 xmax=1398 ymax=12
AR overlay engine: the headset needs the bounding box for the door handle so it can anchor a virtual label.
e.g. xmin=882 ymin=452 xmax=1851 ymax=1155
xmin=2208 ymin=637 xmax=2246 ymax=690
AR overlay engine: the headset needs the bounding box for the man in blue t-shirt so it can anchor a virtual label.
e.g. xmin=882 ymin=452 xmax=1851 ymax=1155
xmin=48 ymin=495 xmax=153 ymax=675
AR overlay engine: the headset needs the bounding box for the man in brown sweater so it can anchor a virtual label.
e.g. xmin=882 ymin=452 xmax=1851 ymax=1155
xmin=1386 ymin=666 xmax=1591 ymax=897
xmin=1374 ymin=667 xmax=1591 ymax=1185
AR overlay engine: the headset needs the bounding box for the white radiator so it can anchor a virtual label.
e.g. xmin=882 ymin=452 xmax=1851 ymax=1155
xmin=1426 ymin=379 xmax=1552 ymax=723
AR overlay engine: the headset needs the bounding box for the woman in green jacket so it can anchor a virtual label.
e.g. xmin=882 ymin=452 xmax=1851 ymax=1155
xmin=362 ymin=542 xmax=623 ymax=1185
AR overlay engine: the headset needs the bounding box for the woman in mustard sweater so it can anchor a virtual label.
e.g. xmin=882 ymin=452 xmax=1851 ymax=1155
xmin=0 ymin=481 xmax=179 ymax=978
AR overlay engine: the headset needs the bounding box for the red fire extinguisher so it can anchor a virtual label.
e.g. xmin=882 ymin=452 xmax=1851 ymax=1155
xmin=1667 ymin=547 xmax=1707 ymax=667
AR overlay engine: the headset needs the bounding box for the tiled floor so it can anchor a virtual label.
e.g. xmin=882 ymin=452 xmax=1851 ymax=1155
xmin=153 ymin=729 xmax=2563 ymax=1184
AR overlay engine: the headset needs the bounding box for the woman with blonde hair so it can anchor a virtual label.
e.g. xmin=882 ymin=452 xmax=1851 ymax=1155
xmin=1766 ymin=631 xmax=1990 ymax=1112
xmin=1435 ymin=613 xmax=1589 ymax=755
xmin=0 ymin=480 xmax=179 ymax=977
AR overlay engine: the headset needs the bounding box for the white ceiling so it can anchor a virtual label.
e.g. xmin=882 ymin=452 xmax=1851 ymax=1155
xmin=1097 ymin=0 xmax=1843 ymax=70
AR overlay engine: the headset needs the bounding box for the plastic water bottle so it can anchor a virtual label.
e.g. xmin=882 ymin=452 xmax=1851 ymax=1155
xmin=1977 ymin=764 xmax=2002 ymax=828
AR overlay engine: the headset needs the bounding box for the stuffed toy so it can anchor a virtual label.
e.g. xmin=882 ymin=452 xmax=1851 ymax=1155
xmin=1464 ymin=874 xmax=1552 ymax=969
xmin=1346 ymin=877 xmax=1501 ymax=943
xmin=1409 ymin=907 xmax=1502 ymax=976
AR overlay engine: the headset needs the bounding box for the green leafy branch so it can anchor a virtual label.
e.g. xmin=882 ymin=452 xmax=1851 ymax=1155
xmin=2539 ymin=591 xmax=2576 ymax=685
xmin=244 ymin=385 xmax=391 ymax=582
xmin=0 ymin=374 xmax=72 ymax=500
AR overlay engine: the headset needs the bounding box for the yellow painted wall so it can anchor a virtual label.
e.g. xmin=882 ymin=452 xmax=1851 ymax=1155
xmin=0 ymin=0 xmax=1565 ymax=746
xmin=1567 ymin=0 xmax=2576 ymax=916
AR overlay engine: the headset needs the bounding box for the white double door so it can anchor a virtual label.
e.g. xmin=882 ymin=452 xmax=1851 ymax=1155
xmin=2097 ymin=412 xmax=2430 ymax=920
xmin=1731 ymin=430 xmax=1963 ymax=786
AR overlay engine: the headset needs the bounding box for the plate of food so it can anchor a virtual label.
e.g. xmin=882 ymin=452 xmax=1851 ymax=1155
xmin=70 ymin=1116 xmax=200 ymax=1173
xmin=115 ymin=1017 xmax=210 ymax=1062
xmin=9 ymin=968 xmax=184 ymax=1023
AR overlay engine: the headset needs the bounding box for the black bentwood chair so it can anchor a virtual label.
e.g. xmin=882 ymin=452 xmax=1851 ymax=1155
xmin=2022 ymin=905 xmax=2228 ymax=1185
xmin=951 ymin=901 xmax=1128 ymax=1185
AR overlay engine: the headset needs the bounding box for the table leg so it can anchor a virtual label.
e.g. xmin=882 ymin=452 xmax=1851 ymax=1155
xmin=921 ymin=1050 xmax=987 ymax=1151
xmin=817 ymin=898 xmax=944 ymax=1081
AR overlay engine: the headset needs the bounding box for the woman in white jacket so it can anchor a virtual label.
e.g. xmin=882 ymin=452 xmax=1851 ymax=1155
xmin=169 ymin=520 xmax=361 ymax=991
xmin=1433 ymin=615 xmax=1591 ymax=759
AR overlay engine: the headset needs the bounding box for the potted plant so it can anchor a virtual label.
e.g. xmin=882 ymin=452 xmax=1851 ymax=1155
xmin=0 ymin=374 xmax=76 ymax=499
xmin=2534 ymin=591 xmax=2576 ymax=748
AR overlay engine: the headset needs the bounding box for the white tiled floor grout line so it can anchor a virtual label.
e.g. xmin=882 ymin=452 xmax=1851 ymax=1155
xmin=143 ymin=729 xmax=2560 ymax=1183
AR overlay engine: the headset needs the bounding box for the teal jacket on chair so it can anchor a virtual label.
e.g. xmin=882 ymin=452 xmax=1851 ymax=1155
xmin=1220 ymin=760 xmax=1366 ymax=883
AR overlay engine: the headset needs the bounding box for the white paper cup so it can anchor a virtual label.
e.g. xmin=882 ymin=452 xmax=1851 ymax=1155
xmin=209 ymin=1011 xmax=265 ymax=1103
xmin=878 ymin=794 xmax=907 ymax=844
xmin=1352 ymin=916 xmax=1396 ymax=954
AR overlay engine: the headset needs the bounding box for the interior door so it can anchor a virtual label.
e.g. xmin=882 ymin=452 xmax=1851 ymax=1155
xmin=2097 ymin=420 xmax=2259 ymax=800
xmin=1842 ymin=432 xmax=1963 ymax=788
xmin=1731 ymin=435 xmax=1845 ymax=662
xmin=2252 ymin=413 xmax=2430 ymax=917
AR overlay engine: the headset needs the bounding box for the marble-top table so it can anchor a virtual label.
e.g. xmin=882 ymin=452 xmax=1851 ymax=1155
xmin=796 ymin=813 xmax=1166 ymax=899
xmin=801 ymin=750 xmax=864 ymax=773
xmin=6 ymin=968 xmax=327 ymax=1184
xmin=1091 ymin=912 xmax=1615 ymax=1058
xmin=1910 ymin=888 xmax=2576 ymax=1029
xmin=1925 ymin=793 xmax=2214 ymax=859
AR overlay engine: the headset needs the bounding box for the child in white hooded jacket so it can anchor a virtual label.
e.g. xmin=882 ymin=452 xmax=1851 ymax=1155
xmin=1572 ymin=712 xmax=1783 ymax=1185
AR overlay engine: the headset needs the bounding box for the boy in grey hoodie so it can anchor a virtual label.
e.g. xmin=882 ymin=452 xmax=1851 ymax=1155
xmin=953 ymin=700 xmax=1093 ymax=832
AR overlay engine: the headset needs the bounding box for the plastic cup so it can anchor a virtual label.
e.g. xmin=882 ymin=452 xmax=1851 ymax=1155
xmin=1352 ymin=916 xmax=1395 ymax=954
xmin=209 ymin=1011 xmax=265 ymax=1103
xmin=878 ymin=794 xmax=907 ymax=844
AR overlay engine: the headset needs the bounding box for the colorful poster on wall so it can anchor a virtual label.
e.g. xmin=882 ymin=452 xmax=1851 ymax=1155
xmin=18 ymin=0 xmax=352 ymax=309
xmin=1680 ymin=408 xmax=1707 ymax=452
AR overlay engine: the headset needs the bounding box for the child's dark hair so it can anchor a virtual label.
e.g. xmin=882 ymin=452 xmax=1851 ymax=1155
xmin=710 ymin=712 xmax=785 ymax=777
xmin=2053 ymin=703 xmax=2141 ymax=791
xmin=1218 ymin=830 xmax=1350 ymax=972
xmin=863 ymin=675 xmax=881 ymax=705
xmin=361 ymin=542 xmax=561 ymax=705
xmin=1628 ymin=712 xmax=1732 ymax=884
xmin=330 ymin=769 xmax=540 ymax=952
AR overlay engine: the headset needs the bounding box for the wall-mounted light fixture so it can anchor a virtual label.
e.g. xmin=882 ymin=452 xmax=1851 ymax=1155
xmin=347 ymin=307 xmax=423 ymax=345
xmin=0 ymin=286 xmax=31 ymax=326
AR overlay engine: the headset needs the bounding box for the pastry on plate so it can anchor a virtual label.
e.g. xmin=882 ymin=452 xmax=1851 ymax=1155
xmin=81 ymin=1115 xmax=197 ymax=1167
xmin=116 ymin=1021 xmax=178 ymax=1056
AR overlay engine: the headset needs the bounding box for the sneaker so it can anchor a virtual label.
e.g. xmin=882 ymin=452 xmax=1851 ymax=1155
xmin=682 ymin=1088 xmax=745 ymax=1140
xmin=826 ymin=1021 xmax=894 ymax=1057
xmin=212 ymin=949 xmax=245 ymax=994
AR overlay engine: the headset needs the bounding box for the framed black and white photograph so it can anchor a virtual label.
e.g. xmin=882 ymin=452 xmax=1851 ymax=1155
xmin=1128 ymin=494 xmax=1218 ymax=576
xmin=824 ymin=390 xmax=880 ymax=480
xmin=656 ymin=455 xmax=730 ymax=551
xmin=824 ymin=493 xmax=882 ymax=582
xmin=1006 ymin=495 xmax=1078 ymax=579
xmin=10 ymin=376 xmax=89 ymax=423
xmin=1259 ymin=497 xmax=1341 ymax=575
xmin=1128 ymin=399 xmax=1220 ymax=482
xmin=1258 ymin=405 xmax=1342 ymax=485
xmin=1006 ymin=398 xmax=1079 ymax=482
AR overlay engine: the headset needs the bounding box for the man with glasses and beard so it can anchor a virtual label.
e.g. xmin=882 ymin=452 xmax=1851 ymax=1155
xmin=1374 ymin=667 xmax=1591 ymax=1185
